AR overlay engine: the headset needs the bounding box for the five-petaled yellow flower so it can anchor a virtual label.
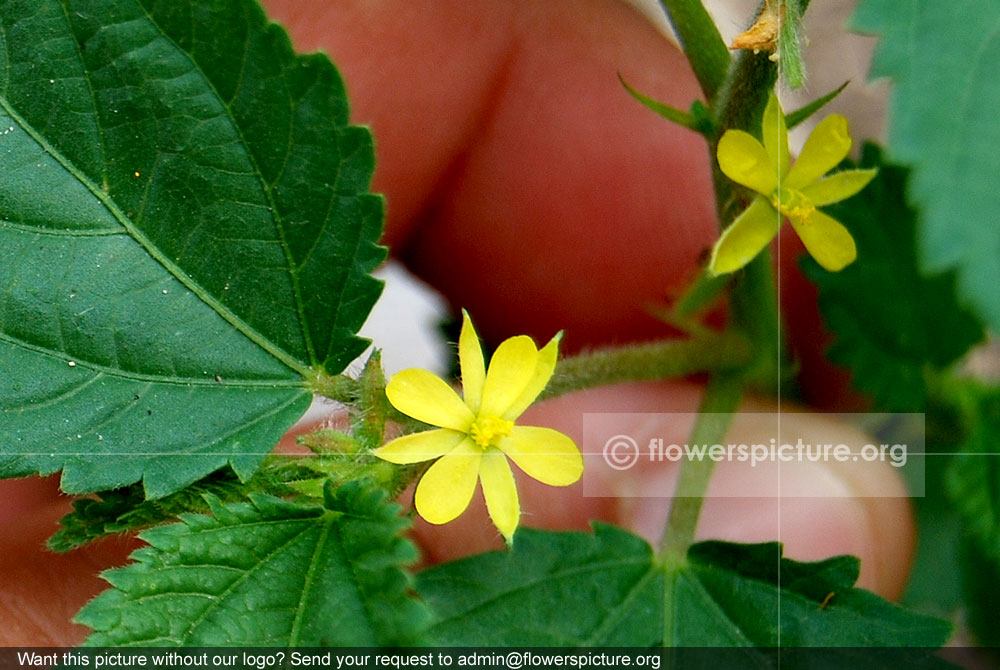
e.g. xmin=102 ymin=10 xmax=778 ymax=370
xmin=373 ymin=311 xmax=583 ymax=543
xmin=709 ymin=93 xmax=877 ymax=275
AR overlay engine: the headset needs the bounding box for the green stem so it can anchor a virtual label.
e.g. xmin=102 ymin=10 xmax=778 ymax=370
xmin=311 ymin=333 xmax=751 ymax=408
xmin=656 ymin=13 xmax=783 ymax=649
xmin=778 ymin=0 xmax=807 ymax=89
xmin=658 ymin=374 xmax=743 ymax=558
xmin=730 ymin=255 xmax=784 ymax=392
xmin=308 ymin=370 xmax=360 ymax=404
xmin=657 ymin=0 xmax=731 ymax=102
xmin=709 ymin=48 xmax=778 ymax=222
xmin=702 ymin=18 xmax=783 ymax=389
xmin=712 ymin=49 xmax=776 ymax=135
xmin=659 ymin=374 xmax=742 ymax=650
xmin=538 ymin=331 xmax=751 ymax=401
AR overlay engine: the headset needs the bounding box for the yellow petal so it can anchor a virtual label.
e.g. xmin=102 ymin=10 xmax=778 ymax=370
xmin=500 ymin=332 xmax=560 ymax=422
xmin=458 ymin=310 xmax=486 ymax=415
xmin=479 ymin=449 xmax=520 ymax=543
xmin=373 ymin=428 xmax=466 ymax=464
xmin=786 ymin=114 xmax=852 ymax=190
xmin=386 ymin=369 xmax=474 ymax=432
xmin=414 ymin=439 xmax=482 ymax=525
xmin=502 ymin=426 xmax=583 ymax=487
xmin=707 ymin=197 xmax=782 ymax=275
xmin=479 ymin=335 xmax=538 ymax=418
xmin=762 ymin=93 xmax=789 ymax=178
xmin=789 ymin=208 xmax=857 ymax=272
xmin=799 ymin=169 xmax=877 ymax=206
xmin=717 ymin=130 xmax=778 ymax=196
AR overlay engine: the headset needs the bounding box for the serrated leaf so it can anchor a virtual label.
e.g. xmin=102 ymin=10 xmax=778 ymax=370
xmin=416 ymin=525 xmax=951 ymax=649
xmin=801 ymin=145 xmax=983 ymax=411
xmin=418 ymin=524 xmax=662 ymax=646
xmin=851 ymin=0 xmax=1000 ymax=334
xmin=678 ymin=541 xmax=950 ymax=648
xmin=47 ymin=457 xmax=324 ymax=552
xmin=76 ymin=481 xmax=429 ymax=646
xmin=0 ymin=0 xmax=384 ymax=496
xmin=49 ymin=485 xmax=157 ymax=553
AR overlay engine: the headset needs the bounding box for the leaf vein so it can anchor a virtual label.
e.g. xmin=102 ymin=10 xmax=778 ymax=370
xmin=0 ymin=330 xmax=303 ymax=388
xmin=0 ymin=93 xmax=308 ymax=377
xmin=582 ymin=567 xmax=659 ymax=645
xmin=289 ymin=513 xmax=334 ymax=645
xmin=173 ymin=518 xmax=321 ymax=643
xmin=134 ymin=2 xmax=318 ymax=367
xmin=429 ymin=558 xmax=651 ymax=626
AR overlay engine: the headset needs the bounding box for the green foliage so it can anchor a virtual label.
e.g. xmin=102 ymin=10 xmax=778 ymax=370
xmin=851 ymin=0 xmax=1000 ymax=334
xmin=419 ymin=524 xmax=662 ymax=646
xmin=959 ymin=537 xmax=1000 ymax=646
xmin=417 ymin=525 xmax=951 ymax=648
xmin=77 ymin=481 xmax=429 ymax=646
xmin=51 ymin=482 xmax=206 ymax=554
xmin=0 ymin=0 xmax=384 ymax=497
xmin=619 ymin=75 xmax=710 ymax=135
xmin=50 ymin=352 xmax=399 ymax=552
xmin=679 ymin=541 xmax=950 ymax=647
xmin=941 ymin=382 xmax=1000 ymax=645
xmin=0 ymin=0 xmax=976 ymax=652
xmin=48 ymin=458 xmax=323 ymax=552
xmin=801 ymin=146 xmax=983 ymax=410
xmin=784 ymin=81 xmax=848 ymax=130
xmin=901 ymin=500 xmax=964 ymax=617
xmin=946 ymin=383 xmax=1000 ymax=555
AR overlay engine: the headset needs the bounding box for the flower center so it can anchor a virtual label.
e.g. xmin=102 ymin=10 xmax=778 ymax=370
xmin=771 ymin=187 xmax=815 ymax=223
xmin=470 ymin=415 xmax=514 ymax=449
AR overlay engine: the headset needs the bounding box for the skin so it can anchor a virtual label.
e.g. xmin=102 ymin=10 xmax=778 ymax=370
xmin=0 ymin=0 xmax=912 ymax=645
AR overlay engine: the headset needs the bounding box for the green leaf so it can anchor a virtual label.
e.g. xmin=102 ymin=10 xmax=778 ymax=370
xmin=943 ymin=382 xmax=1000 ymax=645
xmin=851 ymin=0 xmax=1000 ymax=333
xmin=0 ymin=0 xmax=384 ymax=496
xmin=801 ymin=145 xmax=983 ymax=411
xmin=618 ymin=74 xmax=704 ymax=134
xmin=946 ymin=383 xmax=1000 ymax=556
xmin=959 ymin=536 xmax=1000 ymax=646
xmin=48 ymin=457 xmax=325 ymax=552
xmin=76 ymin=481 xmax=429 ymax=646
xmin=784 ymin=81 xmax=849 ymax=129
xmin=417 ymin=525 xmax=951 ymax=649
xmin=419 ymin=524 xmax=661 ymax=646
xmin=50 ymin=484 xmax=172 ymax=554
xmin=678 ymin=541 xmax=950 ymax=648
xmin=671 ymin=272 xmax=730 ymax=321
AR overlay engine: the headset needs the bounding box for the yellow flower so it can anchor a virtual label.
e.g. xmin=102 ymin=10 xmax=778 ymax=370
xmin=709 ymin=93 xmax=877 ymax=275
xmin=373 ymin=311 xmax=583 ymax=543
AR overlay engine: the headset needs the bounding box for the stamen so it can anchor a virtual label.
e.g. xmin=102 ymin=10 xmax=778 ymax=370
xmin=772 ymin=187 xmax=815 ymax=223
xmin=470 ymin=415 xmax=514 ymax=449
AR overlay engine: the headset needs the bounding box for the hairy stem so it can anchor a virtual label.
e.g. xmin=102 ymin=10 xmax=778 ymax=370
xmin=659 ymin=374 xmax=744 ymax=557
xmin=308 ymin=370 xmax=360 ymax=404
xmin=659 ymin=374 xmax=742 ymax=648
xmin=538 ymin=332 xmax=752 ymax=401
xmin=655 ymin=0 xmax=786 ymax=583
